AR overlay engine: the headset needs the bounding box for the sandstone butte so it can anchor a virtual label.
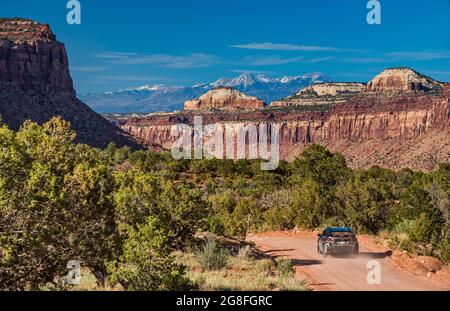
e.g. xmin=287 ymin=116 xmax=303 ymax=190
xmin=0 ymin=18 xmax=140 ymax=149
xmin=119 ymin=68 xmax=450 ymax=171
xmin=367 ymin=67 xmax=443 ymax=93
xmin=184 ymin=87 xmax=265 ymax=111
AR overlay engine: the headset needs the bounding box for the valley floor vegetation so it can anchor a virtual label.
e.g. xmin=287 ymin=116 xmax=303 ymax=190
xmin=71 ymin=238 xmax=309 ymax=291
xmin=0 ymin=117 xmax=449 ymax=290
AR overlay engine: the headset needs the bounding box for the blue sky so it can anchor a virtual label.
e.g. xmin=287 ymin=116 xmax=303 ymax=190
xmin=1 ymin=0 xmax=449 ymax=94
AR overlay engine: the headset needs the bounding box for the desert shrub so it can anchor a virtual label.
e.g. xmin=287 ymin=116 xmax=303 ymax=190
xmin=275 ymin=258 xmax=295 ymax=278
xmin=207 ymin=191 xmax=235 ymax=235
xmin=217 ymin=160 xmax=235 ymax=177
xmin=190 ymin=160 xmax=209 ymax=175
xmin=334 ymin=169 xmax=397 ymax=234
xmin=261 ymin=190 xmax=296 ymax=230
xmin=256 ymin=259 xmax=273 ymax=277
xmin=389 ymin=213 xmax=445 ymax=258
xmin=108 ymin=217 xmax=196 ymax=291
xmin=157 ymin=168 xmax=177 ymax=180
xmin=108 ymin=159 xmax=209 ymax=290
xmin=208 ymin=194 xmax=262 ymax=237
xmin=205 ymin=216 xmax=226 ymax=236
xmin=389 ymin=219 xmax=415 ymax=251
xmin=0 ymin=118 xmax=118 ymax=290
xmin=237 ymin=245 xmax=252 ymax=260
xmin=235 ymin=176 xmax=248 ymax=195
xmin=263 ymin=207 xmax=296 ymax=230
xmin=223 ymin=179 xmax=233 ymax=189
xmin=196 ymin=239 xmax=229 ymax=271
xmin=282 ymin=145 xmax=351 ymax=230
xmin=205 ymin=178 xmax=216 ymax=194
xmin=190 ymin=159 xmax=222 ymax=177
xmin=290 ymin=144 xmax=349 ymax=193
xmin=157 ymin=183 xmax=209 ymax=248
xmin=235 ymin=159 xmax=252 ymax=177
xmin=437 ymin=231 xmax=450 ymax=264
xmin=229 ymin=199 xmax=259 ymax=237
xmin=114 ymin=170 xmax=208 ymax=248
xmin=113 ymin=146 xmax=131 ymax=165
xmin=210 ymin=190 xmax=235 ymax=212
xmin=408 ymin=213 xmax=437 ymax=248
xmin=388 ymin=171 xmax=448 ymax=260
xmin=292 ymin=178 xmax=328 ymax=229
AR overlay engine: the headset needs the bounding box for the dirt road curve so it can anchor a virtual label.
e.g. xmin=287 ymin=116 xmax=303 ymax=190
xmin=249 ymin=234 xmax=446 ymax=291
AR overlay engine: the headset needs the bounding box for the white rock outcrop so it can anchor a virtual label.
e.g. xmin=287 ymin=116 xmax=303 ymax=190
xmin=367 ymin=68 xmax=443 ymax=92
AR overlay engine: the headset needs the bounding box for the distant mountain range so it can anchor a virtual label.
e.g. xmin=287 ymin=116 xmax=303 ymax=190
xmin=80 ymin=72 xmax=331 ymax=113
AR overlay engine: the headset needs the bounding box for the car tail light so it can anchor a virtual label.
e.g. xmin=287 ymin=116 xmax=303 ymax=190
xmin=325 ymin=237 xmax=334 ymax=242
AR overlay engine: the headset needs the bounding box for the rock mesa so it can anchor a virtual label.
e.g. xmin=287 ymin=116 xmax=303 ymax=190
xmin=184 ymin=87 xmax=265 ymax=111
xmin=272 ymin=82 xmax=366 ymax=107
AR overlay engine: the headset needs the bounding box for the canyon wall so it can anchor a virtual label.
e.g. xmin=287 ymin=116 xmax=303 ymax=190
xmin=121 ymin=92 xmax=450 ymax=170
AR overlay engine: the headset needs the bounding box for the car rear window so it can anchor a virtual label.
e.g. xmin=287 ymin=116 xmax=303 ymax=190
xmin=330 ymin=231 xmax=353 ymax=238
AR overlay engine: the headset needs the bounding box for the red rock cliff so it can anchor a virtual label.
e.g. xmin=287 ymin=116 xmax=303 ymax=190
xmin=0 ymin=19 xmax=74 ymax=95
xmin=120 ymin=87 xmax=450 ymax=171
xmin=0 ymin=18 xmax=139 ymax=149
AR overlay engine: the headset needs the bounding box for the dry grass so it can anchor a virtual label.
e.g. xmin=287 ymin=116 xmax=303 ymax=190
xmin=176 ymin=252 xmax=309 ymax=291
xmin=70 ymin=250 xmax=310 ymax=291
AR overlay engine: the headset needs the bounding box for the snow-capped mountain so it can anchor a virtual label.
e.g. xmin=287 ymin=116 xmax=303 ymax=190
xmin=122 ymin=84 xmax=166 ymax=92
xmin=80 ymin=72 xmax=331 ymax=113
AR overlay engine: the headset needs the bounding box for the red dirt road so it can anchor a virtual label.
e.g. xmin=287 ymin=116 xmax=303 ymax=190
xmin=249 ymin=234 xmax=448 ymax=291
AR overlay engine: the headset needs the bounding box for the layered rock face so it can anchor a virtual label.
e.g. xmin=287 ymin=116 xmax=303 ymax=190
xmin=296 ymin=83 xmax=367 ymax=97
xmin=0 ymin=18 xmax=139 ymax=148
xmin=120 ymin=81 xmax=450 ymax=171
xmin=272 ymin=82 xmax=366 ymax=107
xmin=184 ymin=87 xmax=265 ymax=111
xmin=367 ymin=68 xmax=443 ymax=93
xmin=0 ymin=19 xmax=74 ymax=96
xmin=0 ymin=18 xmax=56 ymax=42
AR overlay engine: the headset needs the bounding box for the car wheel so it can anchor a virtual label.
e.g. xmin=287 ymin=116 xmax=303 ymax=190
xmin=352 ymin=246 xmax=359 ymax=258
xmin=317 ymin=244 xmax=321 ymax=254
xmin=323 ymin=245 xmax=328 ymax=258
